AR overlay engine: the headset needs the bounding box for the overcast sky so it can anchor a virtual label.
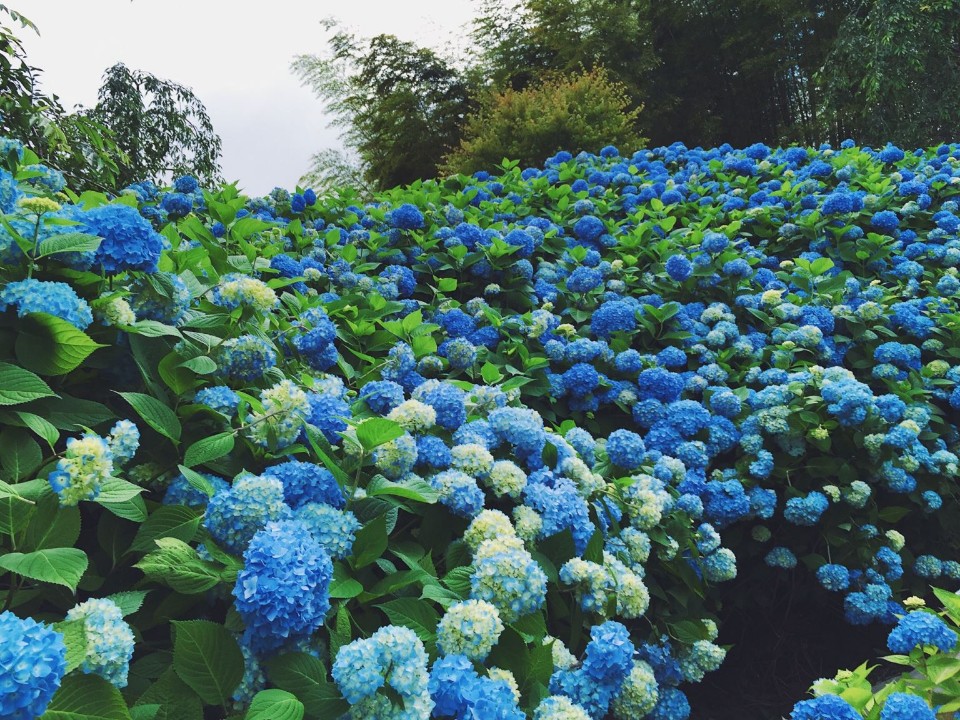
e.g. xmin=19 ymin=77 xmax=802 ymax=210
xmin=16 ymin=0 xmax=477 ymax=194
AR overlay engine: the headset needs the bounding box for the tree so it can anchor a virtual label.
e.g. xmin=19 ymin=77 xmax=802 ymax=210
xmin=469 ymin=0 xmax=657 ymax=111
xmin=817 ymin=0 xmax=960 ymax=147
xmin=86 ymin=62 xmax=222 ymax=187
xmin=293 ymin=21 xmax=473 ymax=191
xmin=0 ymin=5 xmax=125 ymax=189
xmin=442 ymin=67 xmax=645 ymax=175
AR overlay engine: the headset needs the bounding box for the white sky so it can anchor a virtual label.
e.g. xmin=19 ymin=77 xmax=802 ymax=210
xmin=15 ymin=0 xmax=477 ymax=194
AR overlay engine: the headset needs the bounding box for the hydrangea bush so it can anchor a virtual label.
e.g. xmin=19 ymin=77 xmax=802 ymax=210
xmin=1 ymin=133 xmax=960 ymax=717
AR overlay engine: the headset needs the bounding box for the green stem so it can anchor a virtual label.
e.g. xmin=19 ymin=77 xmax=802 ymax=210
xmin=26 ymin=214 xmax=42 ymax=279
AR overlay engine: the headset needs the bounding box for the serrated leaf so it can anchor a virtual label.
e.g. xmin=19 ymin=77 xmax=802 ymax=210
xmin=15 ymin=410 xmax=59 ymax=447
xmin=177 ymin=465 xmax=216 ymax=498
xmin=24 ymin=495 xmax=80 ymax=550
xmin=366 ymin=475 xmax=439 ymax=504
xmin=351 ymin=514 xmax=388 ymax=569
xmin=35 ymin=231 xmax=102 ymax=258
xmin=53 ymin=618 xmax=89 ymax=673
xmin=136 ymin=537 xmax=225 ymax=594
xmin=16 ymin=312 xmax=106 ymax=376
xmin=246 ymin=690 xmax=304 ymax=720
xmin=118 ymin=392 xmax=181 ymax=442
xmin=131 ymin=505 xmax=201 ymax=552
xmin=106 ymin=590 xmax=150 ymax=616
xmin=0 ymin=547 xmax=87 ymax=590
xmin=41 ymin=673 xmax=132 ymax=719
xmin=100 ymin=495 xmax=148 ymax=522
xmin=183 ymin=432 xmax=235 ymax=468
xmin=376 ymin=598 xmax=439 ymax=644
xmin=355 ymin=417 xmax=404 ymax=452
xmin=172 ymin=620 xmax=244 ymax=706
xmin=0 ymin=362 xmax=57 ymax=405
xmin=96 ymin=477 xmax=146 ymax=503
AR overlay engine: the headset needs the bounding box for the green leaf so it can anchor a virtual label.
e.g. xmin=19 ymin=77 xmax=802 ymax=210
xmin=105 ymin=590 xmax=150 ymax=616
xmin=351 ymin=514 xmax=388 ymax=569
xmin=266 ymin=652 xmax=348 ymax=720
xmin=99 ymin=495 xmax=148 ymax=522
xmin=24 ymin=495 xmax=80 ymax=550
xmin=41 ymin=673 xmax=132 ymax=719
xmin=15 ymin=410 xmax=59 ymax=447
xmin=179 ymin=356 xmax=217 ymax=374
xmin=0 ymin=362 xmax=57 ymax=405
xmin=35 ymin=231 xmax=102 ymax=258
xmin=376 ymin=598 xmax=439 ymax=644
xmin=26 ymin=394 xmax=115 ymax=431
xmin=131 ymin=505 xmax=202 ymax=552
xmin=0 ymin=427 xmax=42 ymax=481
xmin=329 ymin=563 xmax=364 ymax=599
xmin=355 ymin=417 xmax=404 ymax=452
xmin=53 ymin=618 xmax=88 ymax=673
xmin=366 ymin=475 xmax=439 ymax=504
xmin=16 ymin=312 xmax=106 ymax=376
xmin=480 ymin=362 xmax=503 ymax=384
xmin=135 ymin=668 xmax=203 ymax=720
xmin=934 ymin=587 xmax=960 ymax=625
xmin=183 ymin=432 xmax=235 ymax=468
xmin=0 ymin=547 xmax=87 ymax=590
xmin=95 ymin=477 xmax=146 ymax=503
xmin=177 ymin=465 xmax=216 ymax=497
xmin=118 ymin=392 xmax=181 ymax=442
xmin=126 ymin=320 xmax=182 ymax=338
xmin=135 ymin=537 xmax=226 ymax=594
xmin=246 ymin=690 xmax=304 ymax=720
xmin=172 ymin=620 xmax=244 ymax=706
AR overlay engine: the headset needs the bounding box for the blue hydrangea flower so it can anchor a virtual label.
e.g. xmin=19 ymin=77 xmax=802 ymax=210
xmin=887 ymin=611 xmax=958 ymax=654
xmin=0 ymin=610 xmax=66 ymax=720
xmin=0 ymin=278 xmax=93 ymax=329
xmin=73 ymin=203 xmax=166 ymax=274
xmin=195 ymin=386 xmax=240 ymax=415
xmin=879 ymin=693 xmax=936 ymax=720
xmin=204 ymin=474 xmax=290 ymax=554
xmin=263 ymin=460 xmax=344 ymax=509
xmin=233 ymin=519 xmax=333 ymax=653
xmin=606 ymin=429 xmax=645 ymax=469
xmin=217 ymin=335 xmax=277 ymax=382
xmin=790 ymin=695 xmax=860 ymax=720
xmin=128 ymin=271 xmax=191 ymax=325
xmin=295 ymin=503 xmax=359 ymax=559
xmin=65 ymin=598 xmax=135 ymax=687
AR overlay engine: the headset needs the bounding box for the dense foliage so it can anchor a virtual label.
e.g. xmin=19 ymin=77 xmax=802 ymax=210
xmin=442 ymin=68 xmax=644 ymax=176
xmin=297 ymin=0 xmax=960 ymax=191
xmin=0 ymin=9 xmax=221 ymax=191
xmin=3 ymin=131 xmax=960 ymax=720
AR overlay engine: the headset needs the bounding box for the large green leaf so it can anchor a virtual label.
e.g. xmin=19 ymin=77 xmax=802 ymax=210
xmin=117 ymin=392 xmax=181 ymax=443
xmin=266 ymin=653 xmax=349 ymax=720
xmin=16 ymin=312 xmax=106 ymax=376
xmin=53 ymin=618 xmax=89 ymax=673
xmin=0 ymin=362 xmax=57 ymax=405
xmin=183 ymin=432 xmax=235 ymax=468
xmin=35 ymin=231 xmax=102 ymax=258
xmin=131 ymin=505 xmax=201 ymax=552
xmin=355 ymin=417 xmax=404 ymax=452
xmin=0 ymin=547 xmax=87 ymax=590
xmin=135 ymin=537 xmax=225 ymax=594
xmin=24 ymin=495 xmax=81 ymax=550
xmin=245 ymin=690 xmax=304 ymax=720
xmin=376 ymin=598 xmax=439 ymax=644
xmin=42 ymin=673 xmax=132 ymax=719
xmin=351 ymin=514 xmax=388 ymax=569
xmin=172 ymin=620 xmax=244 ymax=706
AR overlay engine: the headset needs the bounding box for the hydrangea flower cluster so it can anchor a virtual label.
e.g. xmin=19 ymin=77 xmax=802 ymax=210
xmin=0 ymin=611 xmax=66 ymax=720
xmin=64 ymin=598 xmax=135 ymax=687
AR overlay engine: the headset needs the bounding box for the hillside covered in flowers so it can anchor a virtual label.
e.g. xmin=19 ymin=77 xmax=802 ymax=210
xmin=2 ymin=135 xmax=960 ymax=719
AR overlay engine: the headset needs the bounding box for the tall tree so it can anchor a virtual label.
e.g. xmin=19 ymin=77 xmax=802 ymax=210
xmin=0 ymin=5 xmax=125 ymax=189
xmin=86 ymin=63 xmax=222 ymax=187
xmin=817 ymin=0 xmax=960 ymax=147
xmin=293 ymin=22 xmax=473 ymax=191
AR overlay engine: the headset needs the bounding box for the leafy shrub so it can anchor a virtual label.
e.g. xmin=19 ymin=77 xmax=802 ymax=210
xmin=442 ymin=67 xmax=644 ymax=175
xmin=2 ymin=129 xmax=960 ymax=719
